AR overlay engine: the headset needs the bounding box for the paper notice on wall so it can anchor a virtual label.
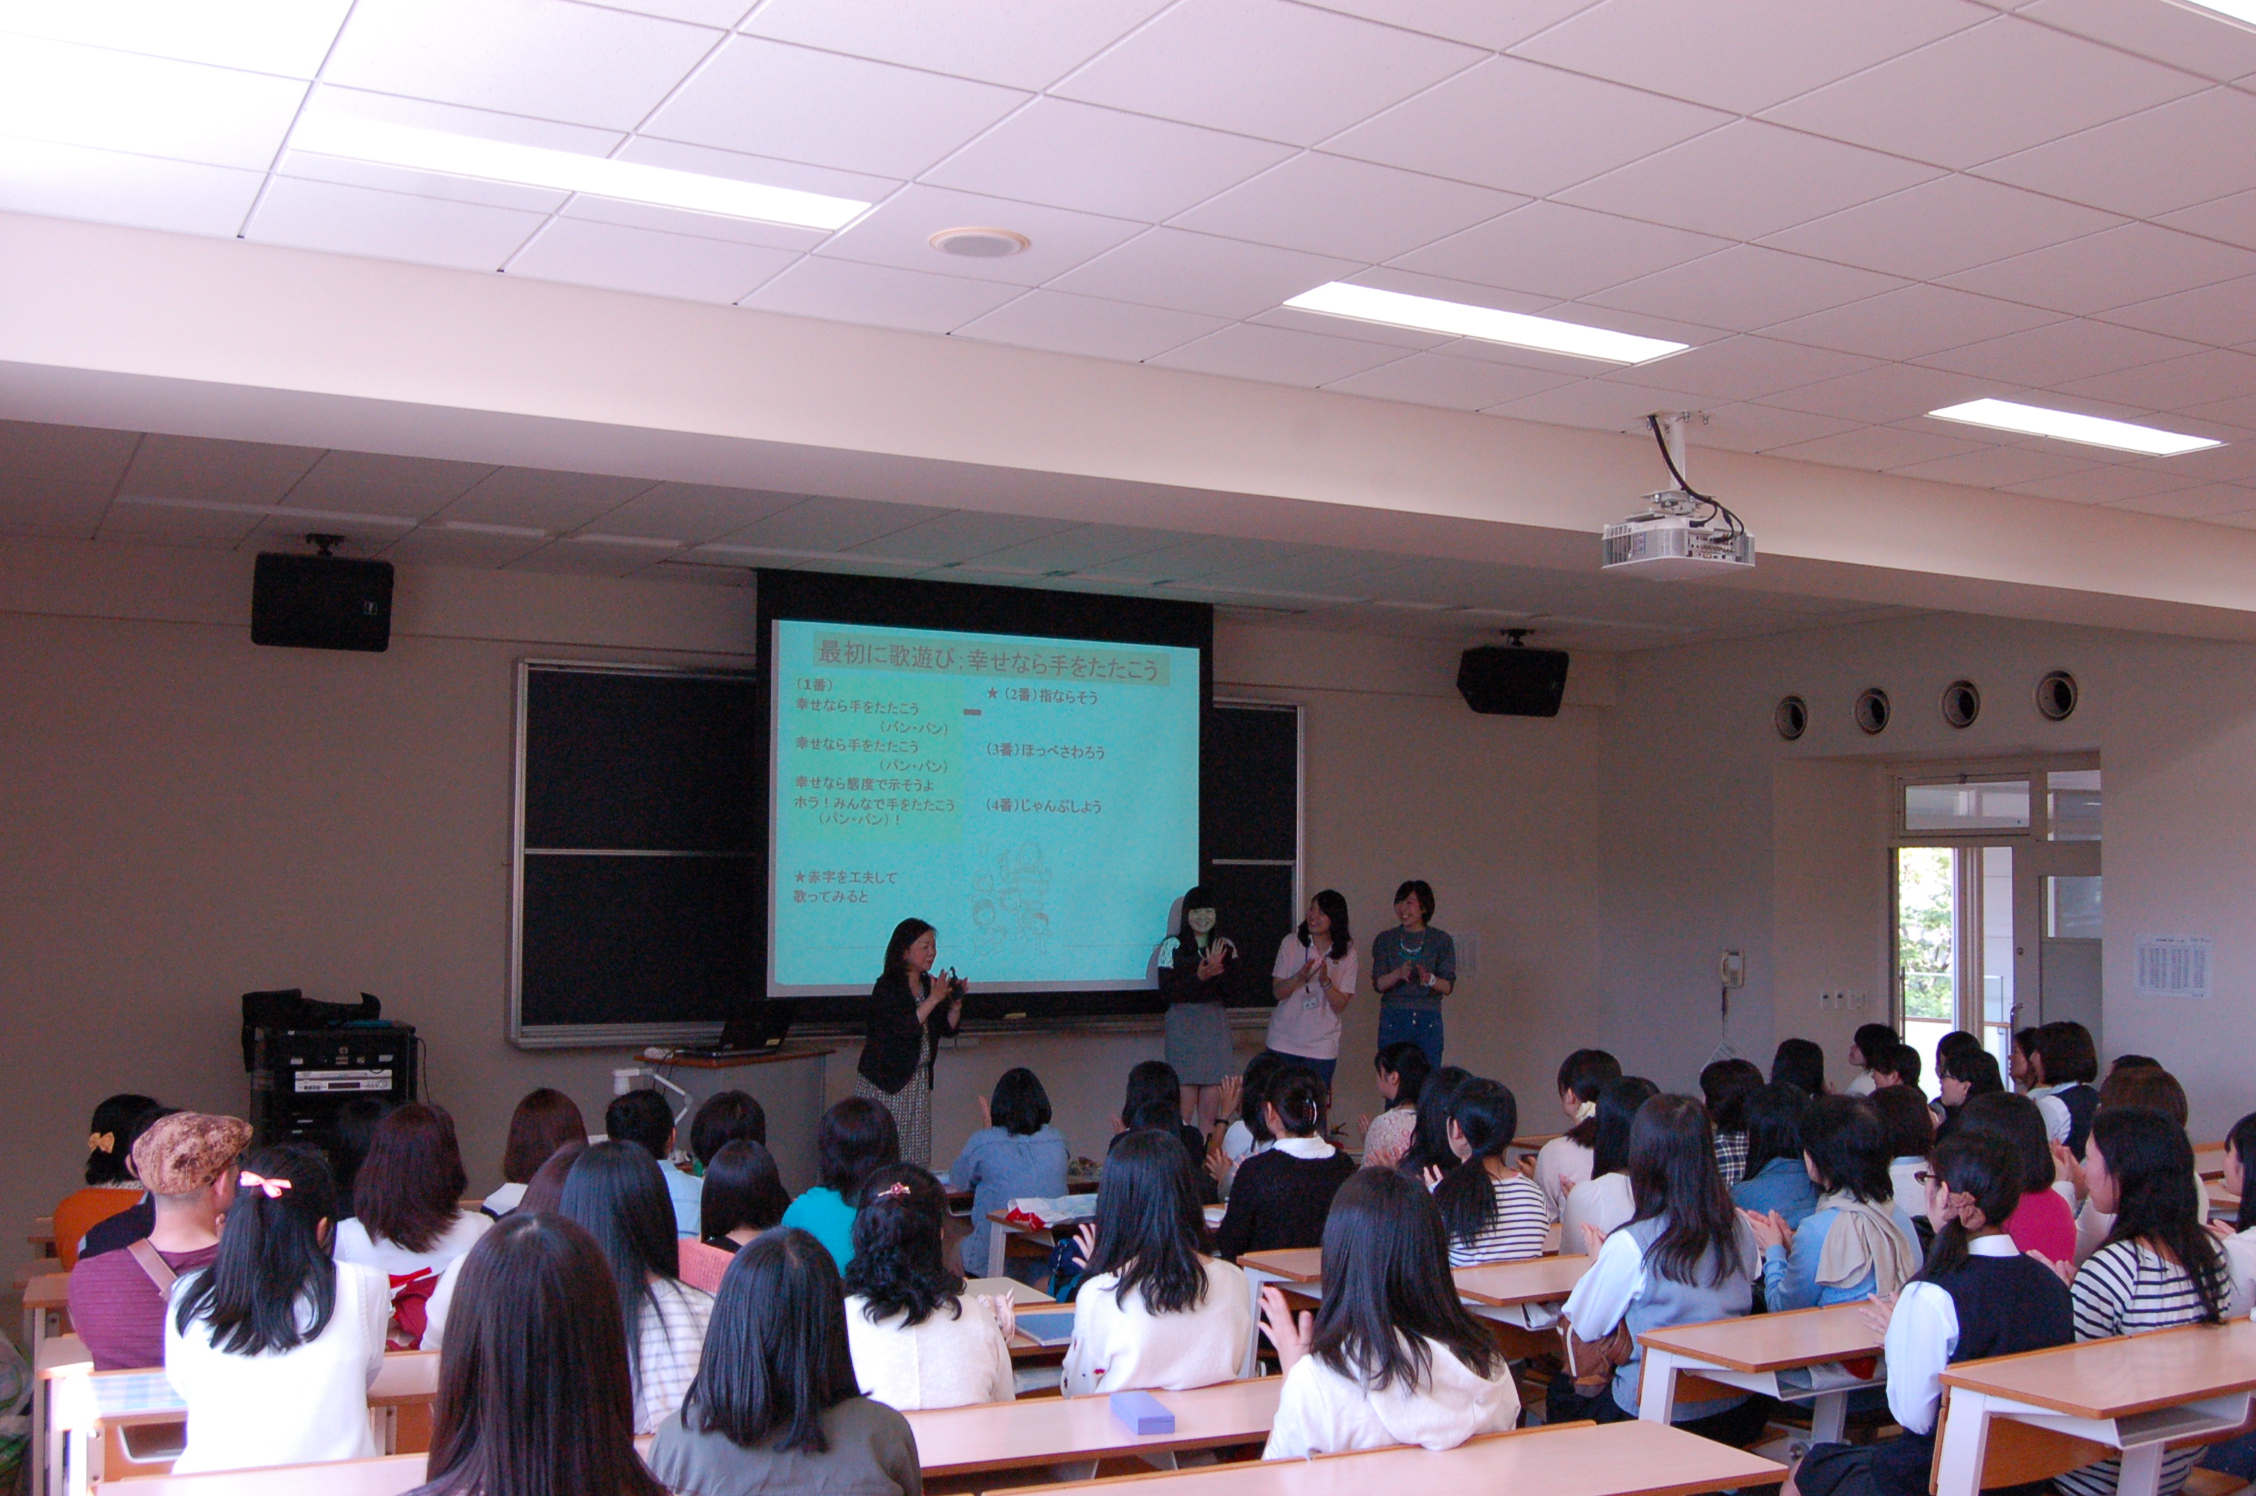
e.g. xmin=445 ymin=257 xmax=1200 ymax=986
xmin=2134 ymin=936 xmax=2210 ymax=1000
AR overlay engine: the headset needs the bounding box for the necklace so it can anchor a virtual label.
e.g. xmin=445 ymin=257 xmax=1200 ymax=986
xmin=1396 ymin=930 xmax=1427 ymax=958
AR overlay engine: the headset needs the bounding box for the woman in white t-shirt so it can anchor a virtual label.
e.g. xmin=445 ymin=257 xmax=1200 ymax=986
xmin=1560 ymin=1077 xmax=1659 ymax=1256
xmin=1533 ymin=1050 xmax=1621 ymax=1223
xmin=843 ymin=1164 xmax=1016 ymax=1410
xmin=1263 ymin=891 xmax=1357 ymax=1088
xmin=332 ymin=1104 xmax=491 ymax=1348
xmin=166 ymin=1145 xmax=389 ymax=1474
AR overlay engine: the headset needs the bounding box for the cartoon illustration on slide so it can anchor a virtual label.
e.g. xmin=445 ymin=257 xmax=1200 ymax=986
xmin=969 ymin=841 xmax=1052 ymax=955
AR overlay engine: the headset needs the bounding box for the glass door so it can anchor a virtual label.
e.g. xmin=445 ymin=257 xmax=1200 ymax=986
xmin=1895 ymin=843 xmax=2017 ymax=1082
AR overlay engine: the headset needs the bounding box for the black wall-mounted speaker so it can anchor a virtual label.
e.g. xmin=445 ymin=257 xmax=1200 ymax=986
xmin=1456 ymin=644 xmax=1570 ymax=717
xmin=252 ymin=553 xmax=394 ymax=652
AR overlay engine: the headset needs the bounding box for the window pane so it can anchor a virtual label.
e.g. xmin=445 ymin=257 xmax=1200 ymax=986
xmin=2049 ymin=876 xmax=2102 ymax=939
xmin=1904 ymin=780 xmax=2030 ymax=832
xmin=1899 ymin=847 xmax=1955 ymax=1024
xmin=1982 ymin=846 xmax=2013 ymax=1028
xmin=2049 ymin=769 xmax=2102 ymax=842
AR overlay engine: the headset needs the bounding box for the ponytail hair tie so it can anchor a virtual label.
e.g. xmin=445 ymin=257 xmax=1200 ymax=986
xmin=872 ymin=1182 xmax=912 ymax=1201
xmin=1572 ymin=1101 xmax=1597 ymax=1124
xmin=238 ymin=1171 xmax=292 ymax=1200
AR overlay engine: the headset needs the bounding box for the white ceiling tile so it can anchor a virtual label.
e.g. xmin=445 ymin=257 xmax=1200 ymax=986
xmin=951 ymin=291 xmax=1227 ymax=362
xmin=2208 ymin=508 xmax=2256 ymax=529
xmin=1762 ymin=285 xmax=2063 ymax=361
xmin=611 ymin=135 xmax=900 ymax=201
xmin=1687 ymin=403 xmax=1863 ymax=454
xmin=1389 ymin=201 xmax=1728 ymax=300
xmin=2004 ymin=465 xmax=2208 ymax=502
xmin=966 ymin=524 xmax=1191 ymax=575
xmin=815 ymin=185 xmax=1143 ymax=285
xmin=274 ymin=150 xmax=571 ymax=215
xmin=99 ymin=496 xmax=268 ymax=544
xmin=2178 ymin=388 xmax=2256 ymax=430
xmin=505 ymin=540 xmax=663 ymax=578
xmin=1918 ymin=319 xmax=2208 ymax=386
xmin=1941 ymin=223 xmax=2256 ymax=316
xmin=302 ymin=84 xmax=626 ymax=152
xmin=740 ymin=0 xmax=1164 ymax=90
xmin=1759 ymin=175 xmax=2124 ymax=281
xmin=1326 ymin=56 xmax=1730 ymax=197
xmin=551 ymin=194 xmax=832 ymax=252
xmin=1886 ymin=444 xmax=2099 ymax=487
xmin=855 ymin=510 xmax=1079 ymax=563
xmin=1170 ymin=153 xmax=1523 ymax=263
xmin=1322 ymin=352 xmax=1578 ymax=410
xmin=645 ymin=36 xmax=1027 ymax=178
xmin=1583 ymin=244 xmax=1905 ymax=330
xmin=1605 ymin=336 xmax=1880 ymax=403
xmin=710 ymin=495 xmax=948 ymax=551
xmin=1297 ymin=0 xmax=1603 ymax=50
xmin=1511 ymin=0 xmax=1987 ymax=114
xmin=1556 ymin=120 xmax=1943 ymax=240
xmin=246 ymin=177 xmax=548 ymax=270
xmin=0 ymin=0 xmax=353 ymax=76
xmin=2101 ymin=276 xmax=2256 ymax=345
xmin=1759 ymin=16 xmax=2204 ymax=169
xmin=923 ymin=99 xmax=1293 ymax=221
xmin=439 ymin=468 xmax=657 ymax=530
xmin=1766 ymin=425 xmax=1994 ymax=471
xmin=2051 ymin=349 xmax=2256 ymax=415
xmin=117 ymin=435 xmax=323 ymax=504
xmin=2116 ymin=437 xmax=2256 ymax=482
xmin=1755 ymin=362 xmax=2004 ymax=422
xmin=1974 ymin=89 xmax=2256 ymax=219
xmin=325 ymin=0 xmax=722 ymax=132
xmin=0 ymin=137 xmax=264 ymax=238
xmin=282 ymin=450 xmax=493 ymax=518
xmin=242 ymin=510 xmax=415 ymax=553
xmin=592 ymin=484 xmax=804 ymax=543
xmin=1046 ymin=228 xmax=1359 ymax=319
xmin=2160 ymin=188 xmax=2256 ymax=253
xmin=0 ymin=421 xmax=139 ymax=536
xmin=1335 ymin=266 xmax=1559 ymax=318
xmin=1149 ymin=324 xmax=1409 ymax=387
xmin=1484 ymin=376 xmax=1725 ymax=432
xmin=2014 ymin=0 xmax=2256 ymax=83
xmin=1097 ymin=534 xmax=1305 ymax=581
xmin=1053 ymin=0 xmax=1483 ymax=147
xmin=0 ymin=35 xmax=307 ymax=170
xmin=379 ymin=524 xmax=551 ymax=567
xmin=507 ymin=218 xmax=799 ymax=303
xmin=2102 ymin=483 xmax=2256 ymax=518
xmin=741 ymin=256 xmax=1025 ymax=333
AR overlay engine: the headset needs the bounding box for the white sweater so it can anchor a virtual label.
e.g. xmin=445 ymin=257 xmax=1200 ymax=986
xmin=1062 ymin=1257 xmax=1250 ymax=1396
xmin=1534 ymin=1136 xmax=1592 ymax=1223
xmin=845 ymin=1293 xmax=1016 ymax=1410
xmin=1264 ymin=1335 xmax=1520 ymax=1460
xmin=1558 ymin=1172 xmax=1634 ymax=1256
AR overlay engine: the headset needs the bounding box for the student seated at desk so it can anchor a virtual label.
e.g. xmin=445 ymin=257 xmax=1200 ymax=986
xmin=1561 ymin=1077 xmax=1659 ymax=1257
xmin=1535 ymin=1049 xmax=1620 ymax=1221
xmin=1553 ymin=1095 xmax=1766 ymax=1447
xmin=1215 ymin=1050 xmax=1289 ymax=1192
xmin=947 ymin=1066 xmax=1070 ymax=1277
xmin=563 ymin=1141 xmax=716 ymax=1436
xmin=651 ymin=1228 xmax=923 ymax=1496
xmin=1259 ymin=1168 xmax=1517 ymax=1459
xmin=1789 ymin=1132 xmax=2074 ymax=1496
xmin=483 ymin=1087 xmax=584 ymax=1217
xmin=1869 ymin=1085 xmax=1936 ymax=1255
xmin=76 ymin=1102 xmax=179 ymax=1265
xmin=2056 ymin=1066 xmax=2209 ymax=1264
xmin=1215 ymin=1068 xmax=1355 ymax=1260
xmin=608 ymin=1089 xmax=702 ymax=1239
xmin=1701 ymin=1058 xmax=1763 ymax=1188
xmin=425 ymin=1139 xmax=585 ymax=1350
xmin=1430 ymin=1077 xmax=1549 ymax=1265
xmin=1391 ymin=1063 xmax=1471 ymax=1178
xmin=1843 ymin=1024 xmax=1896 ymax=1098
xmin=406 ymin=1213 xmax=669 ymax=1496
xmin=781 ymin=1097 xmax=899 ymax=1272
xmin=1772 ymin=1037 xmax=1828 ymax=1097
xmin=334 ymin=1103 xmax=491 ymax=1347
xmin=1931 ymin=1046 xmax=2003 ymax=1148
xmin=1118 ymin=1060 xmax=1218 ymax=1204
xmin=1732 ymin=1083 xmax=1819 ymax=1228
xmin=843 ymin=1165 xmax=1015 ymax=1411
xmin=2211 ymin=1111 xmax=2256 ymax=1307
xmin=166 ymin=1145 xmax=390 ymax=1474
xmin=1743 ymin=1095 xmax=1918 ymax=1312
xmin=1359 ymin=1042 xmax=1430 ymax=1172
xmin=682 ymin=1141 xmax=789 ymax=1295
xmin=1062 ymin=1128 xmax=1250 ymax=1395
xmin=68 ymin=1109 xmax=239 ymax=1370
xmin=54 ymin=1092 xmax=160 ymax=1267
xmin=1955 ymin=1093 xmax=2076 ymax=1265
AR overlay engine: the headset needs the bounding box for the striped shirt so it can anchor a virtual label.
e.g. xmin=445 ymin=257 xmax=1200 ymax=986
xmin=2055 ymin=1241 xmax=2243 ymax=1496
xmin=631 ymin=1277 xmax=715 ymax=1436
xmin=1449 ymin=1174 xmax=1552 ymax=1267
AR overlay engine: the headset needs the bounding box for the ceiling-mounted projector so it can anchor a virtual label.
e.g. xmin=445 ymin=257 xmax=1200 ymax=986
xmin=1601 ymin=413 xmax=1755 ymax=578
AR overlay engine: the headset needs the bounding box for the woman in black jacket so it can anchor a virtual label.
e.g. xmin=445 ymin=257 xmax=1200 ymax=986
xmin=856 ymin=918 xmax=964 ymax=1167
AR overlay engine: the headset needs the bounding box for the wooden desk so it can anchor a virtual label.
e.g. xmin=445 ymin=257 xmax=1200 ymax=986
xmin=650 ymin=1042 xmax=836 ymax=1070
xmin=1637 ymin=1304 xmax=1882 ymax=1444
xmin=1512 ymin=1132 xmax=1561 ymax=1155
xmin=97 ymin=1453 xmax=429 ymax=1496
xmin=1234 ymin=1251 xmax=1591 ymax=1370
xmin=986 ymin=1206 xmax=1094 ymax=1288
xmin=2197 ymin=1147 xmax=2229 ymax=1183
xmin=31 ymin=1217 xmax=55 ymax=1255
xmin=1936 ymin=1320 xmax=2256 ymax=1496
xmin=993 ymin=1414 xmax=1784 ymax=1496
xmin=909 ymin=1376 xmax=1281 ymax=1478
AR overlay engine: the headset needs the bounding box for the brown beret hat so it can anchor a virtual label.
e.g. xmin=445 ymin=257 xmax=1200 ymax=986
xmin=130 ymin=1112 xmax=252 ymax=1196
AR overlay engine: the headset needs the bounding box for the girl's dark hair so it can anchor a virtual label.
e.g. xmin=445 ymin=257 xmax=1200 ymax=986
xmin=1939 ymin=1046 xmax=2004 ymax=1099
xmin=843 ymin=1164 xmax=960 ymax=1328
xmin=1434 ymin=1079 xmax=1519 ymax=1245
xmin=86 ymin=1094 xmax=161 ymax=1186
xmin=1871 ymin=1083 xmax=1936 ymax=1160
xmin=2014 ymin=1027 xmax=2044 ymax=1071
xmin=2092 ymin=1107 xmax=2230 ymax=1322
xmin=1626 ymin=1095 xmax=1741 ymax=1287
xmin=814 ymin=1097 xmax=899 ymax=1200
xmin=1698 ymin=1059 xmax=1762 ymax=1132
xmin=560 ymin=1141 xmax=687 ymax=1386
xmin=1174 ymin=886 xmax=1220 ymax=946
xmin=2099 ymin=1065 xmax=2188 ymax=1125
xmin=1557 ymin=1049 xmax=1622 ymax=1148
xmin=700 ymin=1141 xmax=789 ymax=1246
xmin=1771 ymin=1037 xmax=1827 ymax=1096
xmin=1088 ymin=1128 xmax=1211 ymax=1316
xmin=1393 ymin=879 xmax=1435 ymax=921
xmin=1124 ymin=1061 xmax=1181 ymax=1125
xmin=1740 ymin=1083 xmax=1809 ymax=1179
xmin=355 ymin=1103 xmax=469 ymax=1255
xmin=1267 ymin=1067 xmax=1327 ymax=1139
xmin=416 ymin=1213 xmax=666 ymax=1496
xmin=1915 ymin=1131 xmax=2022 ymax=1283
xmin=1936 ymin=1030 xmax=1982 ymax=1066
xmin=1399 ymin=1066 xmax=1473 ymax=1176
xmin=2110 ymin=1054 xmax=2161 ymax=1074
xmin=1956 ymin=1092 xmax=2054 ymax=1190
xmin=880 ymin=917 xmax=936 ymax=983
xmin=518 ymin=1140 xmax=587 ymax=1217
xmin=1878 ymin=1044 xmax=1923 ymax=1089
xmin=689 ymin=1091 xmax=767 ymax=1169
xmin=989 ymin=1068 xmax=1052 ymax=1135
xmin=1297 ymin=889 xmax=1351 ymax=961
xmin=2036 ymin=1022 xmax=2099 ymax=1086
xmin=502 ymin=1089 xmax=588 ymax=1185
xmin=1800 ymin=1095 xmax=1894 ymax=1204
xmin=1592 ymin=1077 xmax=1660 ymax=1177
xmin=1373 ymin=1042 xmax=1433 ymax=1110
xmin=1309 ymin=1169 xmax=1499 ymax=1391
xmin=1237 ymin=1051 xmax=1290 ymax=1142
xmin=683 ymin=1228 xmax=857 ymax=1456
xmin=2228 ymin=1112 xmax=2256 ymax=1235
xmin=1853 ymin=1023 xmax=1899 ymax=1065
xmin=174 ymin=1144 xmax=337 ymax=1355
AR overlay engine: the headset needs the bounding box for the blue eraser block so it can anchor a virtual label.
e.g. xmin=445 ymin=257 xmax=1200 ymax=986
xmin=1110 ymin=1390 xmax=1174 ymax=1436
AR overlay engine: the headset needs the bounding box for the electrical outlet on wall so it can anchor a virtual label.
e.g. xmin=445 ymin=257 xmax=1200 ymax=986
xmin=1720 ymin=950 xmax=1745 ymax=988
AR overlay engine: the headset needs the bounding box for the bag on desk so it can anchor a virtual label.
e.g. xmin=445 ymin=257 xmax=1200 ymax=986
xmin=1559 ymin=1311 xmax=1634 ymax=1393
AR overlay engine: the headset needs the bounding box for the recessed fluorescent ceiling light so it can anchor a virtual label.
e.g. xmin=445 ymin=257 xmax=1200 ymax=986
xmin=2166 ymin=0 xmax=2256 ymax=29
xmin=1284 ymin=282 xmax=1687 ymax=365
xmin=1927 ymin=398 xmax=2222 ymax=457
xmin=289 ymin=114 xmax=868 ymax=231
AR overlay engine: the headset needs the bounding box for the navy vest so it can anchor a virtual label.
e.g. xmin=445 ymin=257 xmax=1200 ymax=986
xmin=2060 ymin=1084 xmax=2100 ymax=1159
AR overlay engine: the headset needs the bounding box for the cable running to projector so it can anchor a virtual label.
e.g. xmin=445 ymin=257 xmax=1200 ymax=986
xmin=1645 ymin=413 xmax=1745 ymax=539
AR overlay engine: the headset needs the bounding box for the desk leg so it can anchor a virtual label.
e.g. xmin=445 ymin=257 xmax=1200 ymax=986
xmin=1240 ymin=1270 xmax=1278 ymax=1380
xmin=29 ymin=1371 xmax=46 ymax=1496
xmin=1809 ymin=1390 xmax=1848 ymax=1445
xmin=1932 ymin=1390 xmax=1992 ymax=1496
xmin=63 ymin=1424 xmax=87 ymax=1496
xmin=988 ymin=1221 xmax=1009 ymax=1283
xmin=2114 ymin=1441 xmax=2166 ymax=1496
xmin=1635 ymin=1349 xmax=1682 ymax=1424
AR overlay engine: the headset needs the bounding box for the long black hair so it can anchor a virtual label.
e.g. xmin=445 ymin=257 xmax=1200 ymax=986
xmin=1800 ymin=1095 xmax=1893 ymax=1204
xmin=700 ymin=1141 xmax=789 ymax=1247
xmin=1771 ymin=1038 xmax=1826 ymax=1096
xmin=1956 ymin=1092 xmax=2054 ymax=1191
xmin=1740 ymin=1083 xmax=1809 ymax=1179
xmin=1434 ymin=1079 xmax=1518 ymax=1245
xmin=842 ymin=1164 xmax=961 ymax=1328
xmin=1374 ymin=1042 xmax=1432 ymax=1111
xmin=1297 ymin=889 xmax=1351 ymax=961
xmin=1308 ymin=1169 xmax=1499 ymax=1391
xmin=1915 ymin=1131 xmax=2022 ymax=1282
xmin=174 ymin=1144 xmax=338 ymax=1355
xmin=1557 ymin=1049 xmax=1621 ymax=1149
xmin=880 ymin=917 xmax=936 ymax=984
xmin=990 ymin=1068 xmax=1052 ymax=1136
xmin=1625 ymin=1095 xmax=1741 ymax=1288
xmin=1236 ymin=1051 xmax=1291 ymax=1147
xmin=1399 ymin=1065 xmax=1473 ymax=1177
xmin=2228 ymin=1111 xmax=2256 ymax=1234
xmin=1088 ymin=1129 xmax=1212 ymax=1315
xmin=814 ymin=1097 xmax=899 ymax=1201
xmin=1592 ymin=1077 xmax=1659 ymax=1178
xmin=2092 ymin=1107 xmax=2231 ymax=1323
xmin=1124 ymin=1061 xmax=1182 ymax=1129
xmin=1699 ymin=1059 xmax=1762 ymax=1134
xmin=560 ymin=1141 xmax=687 ymax=1383
xmin=1266 ymin=1067 xmax=1327 ymax=1140
xmin=684 ymin=1228 xmax=859 ymax=1456
xmin=1172 ymin=886 xmax=1224 ymax=953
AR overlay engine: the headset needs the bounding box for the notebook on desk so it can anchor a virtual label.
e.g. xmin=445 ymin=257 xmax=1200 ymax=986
xmin=1014 ymin=1311 xmax=1078 ymax=1347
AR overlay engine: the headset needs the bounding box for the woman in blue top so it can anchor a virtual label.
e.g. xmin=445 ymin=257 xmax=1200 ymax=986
xmin=947 ymin=1068 xmax=1069 ymax=1277
xmin=779 ymin=1099 xmax=898 ymax=1272
xmin=1745 ymin=1095 xmax=1919 ymax=1312
xmin=1731 ymin=1083 xmax=1820 ymax=1227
